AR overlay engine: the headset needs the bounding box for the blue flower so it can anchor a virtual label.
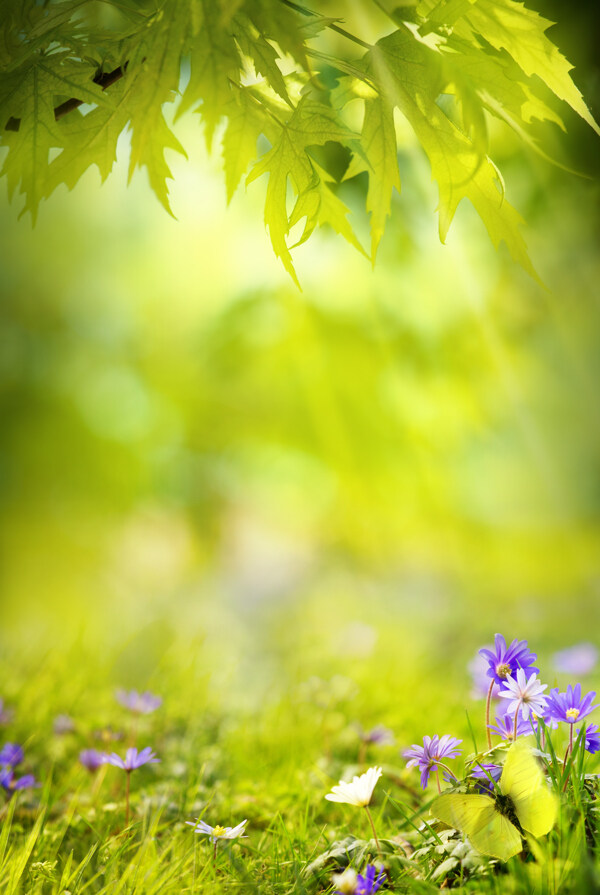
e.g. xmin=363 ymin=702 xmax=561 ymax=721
xmin=470 ymin=762 xmax=502 ymax=794
xmin=0 ymin=743 xmax=24 ymax=767
xmin=546 ymin=684 xmax=597 ymax=726
xmin=553 ymin=644 xmax=598 ymax=676
xmin=577 ymin=723 xmax=600 ymax=754
xmin=79 ymin=749 xmax=106 ymax=771
xmin=105 ymin=747 xmax=160 ymax=771
xmin=0 ymin=768 xmax=37 ymax=795
xmin=356 ymin=864 xmax=385 ymax=894
xmin=488 ymin=712 xmax=533 ymax=741
xmin=333 ymin=864 xmax=385 ymax=895
xmin=404 ymin=735 xmax=462 ymax=789
xmin=115 ymin=689 xmax=162 ymax=714
xmin=479 ymin=635 xmax=539 ymax=687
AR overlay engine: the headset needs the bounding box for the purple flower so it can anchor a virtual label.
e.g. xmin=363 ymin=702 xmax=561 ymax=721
xmin=546 ymin=684 xmax=597 ymax=726
xmin=479 ymin=634 xmax=539 ymax=688
xmin=470 ymin=762 xmax=502 ymax=794
xmin=79 ymin=749 xmax=106 ymax=771
xmin=105 ymin=747 xmax=160 ymax=772
xmin=553 ymin=644 xmax=598 ymax=676
xmin=333 ymin=864 xmax=385 ymax=895
xmin=0 ymin=743 xmax=24 ymax=767
xmin=577 ymin=723 xmax=600 ymax=754
xmin=404 ymin=735 xmax=462 ymax=789
xmin=356 ymin=864 xmax=386 ymax=894
xmin=0 ymin=768 xmax=37 ymax=795
xmin=488 ymin=712 xmax=533 ymax=741
xmin=115 ymin=689 xmax=162 ymax=714
xmin=499 ymin=669 xmax=548 ymax=720
xmin=356 ymin=724 xmax=395 ymax=746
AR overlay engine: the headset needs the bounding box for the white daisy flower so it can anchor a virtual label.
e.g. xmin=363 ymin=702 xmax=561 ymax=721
xmin=325 ymin=766 xmax=382 ymax=807
xmin=499 ymin=668 xmax=548 ymax=720
xmin=185 ymin=818 xmax=248 ymax=843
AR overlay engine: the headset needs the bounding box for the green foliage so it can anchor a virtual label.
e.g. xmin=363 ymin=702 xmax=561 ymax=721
xmin=0 ymin=0 xmax=598 ymax=279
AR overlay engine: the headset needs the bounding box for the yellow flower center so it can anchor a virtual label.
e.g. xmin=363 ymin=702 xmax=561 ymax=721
xmin=496 ymin=662 xmax=511 ymax=679
xmin=566 ymin=708 xmax=580 ymax=722
xmin=212 ymin=825 xmax=227 ymax=837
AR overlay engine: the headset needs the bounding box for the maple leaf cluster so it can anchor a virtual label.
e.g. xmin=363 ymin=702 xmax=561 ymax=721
xmin=0 ymin=0 xmax=598 ymax=281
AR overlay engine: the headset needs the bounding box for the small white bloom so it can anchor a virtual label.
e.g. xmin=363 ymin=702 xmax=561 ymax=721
xmin=499 ymin=668 xmax=548 ymax=720
xmin=332 ymin=867 xmax=358 ymax=893
xmin=325 ymin=766 xmax=382 ymax=807
xmin=185 ymin=818 xmax=248 ymax=843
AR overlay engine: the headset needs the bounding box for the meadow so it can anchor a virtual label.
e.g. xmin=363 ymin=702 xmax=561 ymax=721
xmin=1 ymin=3 xmax=600 ymax=890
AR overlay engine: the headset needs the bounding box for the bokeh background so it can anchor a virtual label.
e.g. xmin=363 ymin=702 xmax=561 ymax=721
xmin=1 ymin=1 xmax=599 ymax=733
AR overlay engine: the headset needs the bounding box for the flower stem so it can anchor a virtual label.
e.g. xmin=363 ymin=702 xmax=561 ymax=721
xmin=125 ymin=771 xmax=131 ymax=827
xmin=485 ymin=680 xmax=495 ymax=749
xmin=562 ymin=725 xmax=574 ymax=792
xmin=435 ymin=769 xmax=441 ymax=794
xmin=364 ymin=805 xmax=383 ymax=859
xmin=513 ymin=706 xmax=520 ymax=742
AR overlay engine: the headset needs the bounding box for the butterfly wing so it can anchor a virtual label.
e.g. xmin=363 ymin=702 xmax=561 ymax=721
xmin=430 ymin=793 xmax=523 ymax=862
xmin=500 ymin=740 xmax=558 ymax=838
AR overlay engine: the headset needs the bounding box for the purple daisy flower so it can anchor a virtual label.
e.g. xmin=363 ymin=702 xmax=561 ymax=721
xmin=105 ymin=747 xmax=160 ymax=772
xmin=404 ymin=734 xmax=462 ymax=789
xmin=115 ymin=689 xmax=162 ymax=714
xmin=0 ymin=743 xmax=24 ymax=767
xmin=488 ymin=712 xmax=533 ymax=740
xmin=479 ymin=634 xmax=539 ymax=688
xmin=470 ymin=762 xmax=502 ymax=794
xmin=0 ymin=768 xmax=37 ymax=795
xmin=356 ymin=864 xmax=386 ymax=895
xmin=577 ymin=723 xmax=600 ymax=754
xmin=356 ymin=724 xmax=395 ymax=746
xmin=553 ymin=644 xmax=598 ymax=676
xmin=546 ymin=684 xmax=597 ymax=726
xmin=79 ymin=749 xmax=106 ymax=771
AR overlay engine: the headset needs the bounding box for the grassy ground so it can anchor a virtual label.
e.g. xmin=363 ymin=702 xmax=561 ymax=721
xmin=0 ymin=581 xmax=598 ymax=894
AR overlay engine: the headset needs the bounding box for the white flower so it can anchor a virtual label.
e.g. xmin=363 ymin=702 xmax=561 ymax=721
xmin=185 ymin=818 xmax=248 ymax=843
xmin=325 ymin=766 xmax=382 ymax=807
xmin=499 ymin=668 xmax=548 ymax=720
xmin=332 ymin=867 xmax=358 ymax=893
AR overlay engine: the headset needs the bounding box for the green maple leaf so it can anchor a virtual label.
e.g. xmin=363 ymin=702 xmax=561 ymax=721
xmin=0 ymin=54 xmax=113 ymax=220
xmin=343 ymin=89 xmax=401 ymax=263
xmin=126 ymin=4 xmax=190 ymax=213
xmin=233 ymin=14 xmax=290 ymax=104
xmin=463 ymin=0 xmax=600 ymax=136
xmin=44 ymin=76 xmax=133 ymax=194
xmin=178 ymin=0 xmax=242 ymax=149
xmin=367 ymin=28 xmax=537 ymax=277
xmin=288 ymin=159 xmax=367 ymax=256
xmin=246 ymin=96 xmax=360 ymax=285
xmin=222 ymin=88 xmax=273 ymax=202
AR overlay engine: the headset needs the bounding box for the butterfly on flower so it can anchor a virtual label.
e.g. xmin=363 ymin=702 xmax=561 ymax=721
xmin=429 ymin=740 xmax=557 ymax=862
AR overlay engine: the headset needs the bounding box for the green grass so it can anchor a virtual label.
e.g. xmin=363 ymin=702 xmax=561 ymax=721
xmin=0 ymin=588 xmax=599 ymax=894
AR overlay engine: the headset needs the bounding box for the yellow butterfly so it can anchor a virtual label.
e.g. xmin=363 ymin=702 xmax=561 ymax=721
xmin=430 ymin=739 xmax=558 ymax=862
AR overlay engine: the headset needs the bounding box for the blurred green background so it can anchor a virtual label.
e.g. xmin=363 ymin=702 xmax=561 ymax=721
xmin=0 ymin=1 xmax=599 ymax=720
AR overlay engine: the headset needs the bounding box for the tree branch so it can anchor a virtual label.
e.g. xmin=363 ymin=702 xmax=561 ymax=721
xmin=4 ymin=63 xmax=128 ymax=133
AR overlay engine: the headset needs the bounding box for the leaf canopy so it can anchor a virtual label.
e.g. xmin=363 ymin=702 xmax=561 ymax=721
xmin=0 ymin=0 xmax=598 ymax=280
